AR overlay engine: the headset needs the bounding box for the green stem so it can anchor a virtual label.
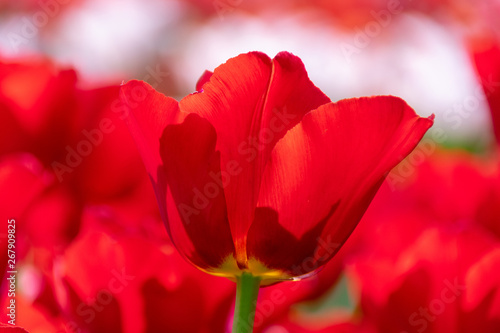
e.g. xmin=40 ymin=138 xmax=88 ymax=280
xmin=232 ymin=272 xmax=261 ymax=333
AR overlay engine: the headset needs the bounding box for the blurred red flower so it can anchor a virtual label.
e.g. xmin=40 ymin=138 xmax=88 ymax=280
xmin=267 ymin=149 xmax=500 ymax=332
xmin=0 ymin=322 xmax=29 ymax=332
xmin=349 ymin=166 xmax=500 ymax=333
xmin=0 ymin=57 xmax=166 ymax=330
xmin=0 ymin=58 xmax=146 ymax=199
xmin=0 ymin=57 xmax=158 ymax=255
xmin=0 ymin=209 xmax=234 ymax=333
xmin=470 ymin=36 xmax=500 ymax=146
xmin=346 ymin=226 xmax=500 ymax=333
xmin=48 ymin=216 xmax=234 ymax=333
xmin=120 ymin=51 xmax=433 ymax=283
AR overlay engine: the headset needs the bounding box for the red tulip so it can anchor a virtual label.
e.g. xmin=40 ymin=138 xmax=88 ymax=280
xmin=120 ymin=51 xmax=433 ymax=284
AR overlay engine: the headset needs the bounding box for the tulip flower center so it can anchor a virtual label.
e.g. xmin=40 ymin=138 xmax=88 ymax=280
xmin=199 ymin=255 xmax=292 ymax=286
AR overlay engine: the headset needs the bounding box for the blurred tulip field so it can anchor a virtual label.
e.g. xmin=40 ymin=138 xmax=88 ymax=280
xmin=1 ymin=0 xmax=500 ymax=332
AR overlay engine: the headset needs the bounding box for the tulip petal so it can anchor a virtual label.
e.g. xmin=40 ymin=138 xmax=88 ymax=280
xmin=250 ymin=96 xmax=433 ymax=275
xmin=159 ymin=114 xmax=235 ymax=269
xmin=120 ymin=80 xmax=181 ymax=223
xmin=120 ymin=80 xmax=180 ymax=181
xmin=179 ymin=51 xmax=330 ymax=266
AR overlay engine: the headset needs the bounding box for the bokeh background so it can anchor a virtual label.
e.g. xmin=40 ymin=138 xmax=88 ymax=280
xmin=1 ymin=0 xmax=500 ymax=332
